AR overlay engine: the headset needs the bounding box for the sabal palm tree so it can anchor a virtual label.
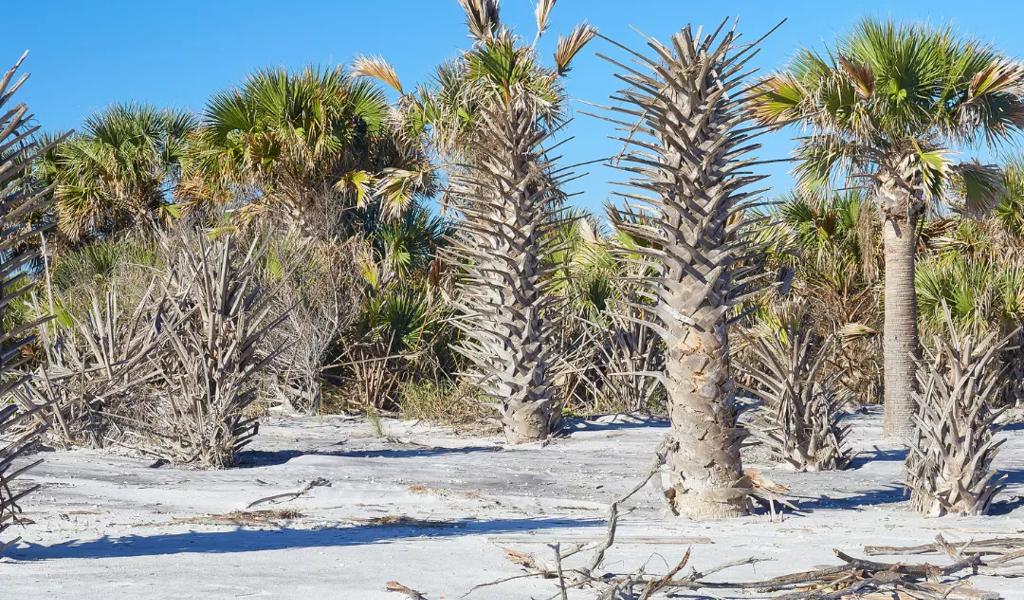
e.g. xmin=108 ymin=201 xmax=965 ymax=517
xmin=753 ymin=19 xmax=1024 ymax=439
xmin=40 ymin=103 xmax=196 ymax=243
xmin=358 ymin=0 xmax=595 ymax=442
xmin=604 ymin=22 xmax=774 ymax=519
xmin=182 ymin=66 xmax=434 ymax=238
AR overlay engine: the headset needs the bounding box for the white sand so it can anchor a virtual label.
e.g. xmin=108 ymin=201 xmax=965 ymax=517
xmin=2 ymin=409 xmax=1022 ymax=599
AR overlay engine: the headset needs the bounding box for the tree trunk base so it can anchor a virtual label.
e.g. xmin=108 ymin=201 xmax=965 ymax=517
xmin=502 ymin=402 xmax=558 ymax=444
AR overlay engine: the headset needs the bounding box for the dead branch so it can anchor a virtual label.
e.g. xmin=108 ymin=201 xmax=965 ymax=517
xmin=246 ymin=477 xmax=331 ymax=509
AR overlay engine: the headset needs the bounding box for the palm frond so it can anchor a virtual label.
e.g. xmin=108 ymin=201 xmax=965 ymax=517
xmin=351 ymin=55 xmax=404 ymax=95
xmin=458 ymin=0 xmax=501 ymax=41
xmin=554 ymin=22 xmax=597 ymax=75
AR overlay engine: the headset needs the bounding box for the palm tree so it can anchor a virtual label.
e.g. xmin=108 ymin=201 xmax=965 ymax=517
xmin=0 ymin=52 xmax=62 ymax=551
xmin=40 ymin=103 xmax=196 ymax=243
xmin=182 ymin=66 xmax=434 ymax=239
xmin=752 ymin=19 xmax=1024 ymax=439
xmin=356 ymin=0 xmax=595 ymax=442
xmin=603 ymin=22 xmax=773 ymax=519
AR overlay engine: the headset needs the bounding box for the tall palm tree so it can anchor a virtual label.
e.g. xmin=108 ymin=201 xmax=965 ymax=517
xmin=0 ymin=52 xmax=61 ymax=552
xmin=603 ymin=22 xmax=773 ymax=519
xmin=752 ymin=19 xmax=1024 ymax=439
xmin=356 ymin=0 xmax=595 ymax=442
xmin=40 ymin=103 xmax=196 ymax=243
xmin=182 ymin=66 xmax=434 ymax=239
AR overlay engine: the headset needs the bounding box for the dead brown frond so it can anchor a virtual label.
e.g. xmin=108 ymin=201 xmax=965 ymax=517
xmin=458 ymin=0 xmax=500 ymax=41
xmin=351 ymin=55 xmax=404 ymax=94
xmin=554 ymin=23 xmax=596 ymax=75
xmin=533 ymin=0 xmax=555 ymax=42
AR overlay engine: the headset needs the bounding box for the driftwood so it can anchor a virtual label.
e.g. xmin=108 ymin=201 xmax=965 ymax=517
xmin=385 ymin=581 xmax=427 ymax=600
xmin=481 ymin=534 xmax=1022 ymax=599
xmin=245 ymin=477 xmax=331 ymax=509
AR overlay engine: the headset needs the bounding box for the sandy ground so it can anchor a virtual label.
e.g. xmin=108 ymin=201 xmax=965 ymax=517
xmin=1 ymin=409 xmax=1022 ymax=599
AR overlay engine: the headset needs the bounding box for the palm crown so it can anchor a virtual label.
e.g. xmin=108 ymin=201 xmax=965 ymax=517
xmin=755 ymin=19 xmax=1024 ymax=211
xmin=42 ymin=103 xmax=196 ymax=242
xmin=181 ymin=65 xmax=433 ymax=225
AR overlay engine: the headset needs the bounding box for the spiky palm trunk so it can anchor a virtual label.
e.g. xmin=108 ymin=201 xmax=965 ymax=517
xmin=0 ymin=53 xmax=60 ymax=552
xmin=878 ymin=164 xmax=923 ymax=441
xmin=605 ymin=24 xmax=770 ymax=518
xmin=906 ymin=322 xmax=1008 ymax=516
xmin=448 ymin=97 xmax=565 ymax=443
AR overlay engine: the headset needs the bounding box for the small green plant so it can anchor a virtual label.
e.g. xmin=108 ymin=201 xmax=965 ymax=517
xmin=366 ymin=407 xmax=389 ymax=439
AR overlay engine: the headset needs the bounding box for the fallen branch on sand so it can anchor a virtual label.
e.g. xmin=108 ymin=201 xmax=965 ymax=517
xmin=468 ymin=454 xmax=1024 ymax=600
xmin=476 ymin=537 xmax=1023 ymax=599
xmin=245 ymin=477 xmax=331 ymax=508
xmin=385 ymin=580 xmax=427 ymax=599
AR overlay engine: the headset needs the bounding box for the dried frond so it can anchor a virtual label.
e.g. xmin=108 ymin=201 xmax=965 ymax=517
xmin=458 ymin=0 xmax=501 ymax=41
xmin=351 ymin=55 xmax=404 ymax=94
xmin=554 ymin=23 xmax=596 ymax=75
xmin=533 ymin=0 xmax=555 ymax=41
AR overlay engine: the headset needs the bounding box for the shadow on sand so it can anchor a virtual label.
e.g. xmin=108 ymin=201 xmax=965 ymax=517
xmin=237 ymin=444 xmax=503 ymax=467
xmin=10 ymin=517 xmax=602 ymax=561
xmin=795 ymin=484 xmax=908 ymax=511
xmin=848 ymin=447 xmax=909 ymax=470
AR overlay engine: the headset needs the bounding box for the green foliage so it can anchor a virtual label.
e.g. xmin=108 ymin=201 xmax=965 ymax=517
xmin=182 ymin=65 xmax=434 ymax=228
xmin=754 ymin=18 xmax=1024 ymax=211
xmin=40 ymin=103 xmax=196 ymax=242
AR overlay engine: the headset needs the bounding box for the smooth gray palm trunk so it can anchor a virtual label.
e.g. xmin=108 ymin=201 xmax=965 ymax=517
xmin=880 ymin=206 xmax=920 ymax=441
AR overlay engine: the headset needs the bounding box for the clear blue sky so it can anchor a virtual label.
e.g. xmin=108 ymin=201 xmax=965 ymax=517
xmin=7 ymin=0 xmax=1024 ymax=214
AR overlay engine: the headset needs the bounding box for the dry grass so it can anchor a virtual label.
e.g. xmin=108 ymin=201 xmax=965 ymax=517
xmin=173 ymin=509 xmax=304 ymax=527
xmin=397 ymin=381 xmax=496 ymax=432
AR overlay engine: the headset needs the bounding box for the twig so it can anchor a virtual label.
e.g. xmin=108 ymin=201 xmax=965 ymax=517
xmin=245 ymin=477 xmax=330 ymax=509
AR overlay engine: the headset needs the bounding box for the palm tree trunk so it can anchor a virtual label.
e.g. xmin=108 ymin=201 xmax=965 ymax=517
xmin=880 ymin=208 xmax=920 ymax=440
xmin=447 ymin=100 xmax=565 ymax=445
xmin=664 ymin=309 xmax=748 ymax=519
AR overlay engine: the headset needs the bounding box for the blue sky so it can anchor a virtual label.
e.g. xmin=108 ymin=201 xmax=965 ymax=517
xmin=7 ymin=0 xmax=1024 ymax=214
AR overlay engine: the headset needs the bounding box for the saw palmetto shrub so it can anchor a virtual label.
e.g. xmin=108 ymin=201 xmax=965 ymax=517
xmin=145 ymin=231 xmax=287 ymax=468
